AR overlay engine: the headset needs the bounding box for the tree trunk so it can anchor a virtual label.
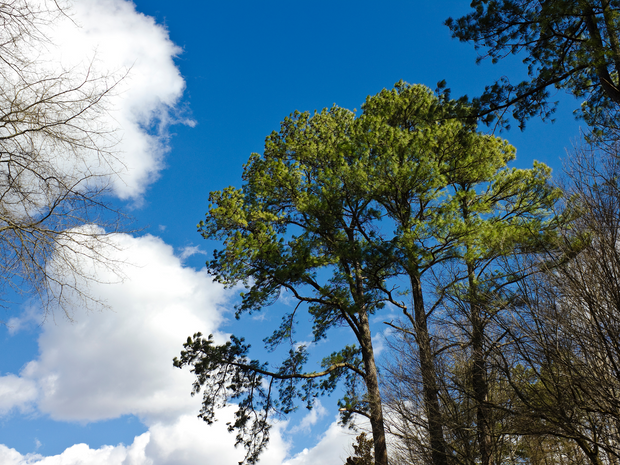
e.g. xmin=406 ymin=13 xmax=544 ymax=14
xmin=584 ymin=5 xmax=620 ymax=104
xmin=359 ymin=309 xmax=389 ymax=465
xmin=410 ymin=274 xmax=449 ymax=465
xmin=471 ymin=298 xmax=492 ymax=465
xmin=463 ymin=200 xmax=492 ymax=465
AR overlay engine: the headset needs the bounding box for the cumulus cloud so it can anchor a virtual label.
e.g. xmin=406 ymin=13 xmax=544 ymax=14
xmin=0 ymin=410 xmax=291 ymax=465
xmin=0 ymin=229 xmax=357 ymax=463
xmin=371 ymin=326 xmax=394 ymax=357
xmin=289 ymin=400 xmax=328 ymax=434
xmin=178 ymin=245 xmax=207 ymax=261
xmin=6 ymin=305 xmax=42 ymax=336
xmin=0 ymin=0 xmax=354 ymax=463
xmin=0 ymin=415 xmax=358 ymax=465
xmin=283 ymin=419 xmax=359 ymax=465
xmin=41 ymin=0 xmax=190 ymax=200
xmin=144 ymin=412 xmax=290 ymax=465
xmin=0 ymin=374 xmax=37 ymax=415
xmin=5 ymin=233 xmax=226 ymax=424
xmin=0 ymin=232 xmax=267 ymax=463
xmin=0 ymin=439 xmax=147 ymax=465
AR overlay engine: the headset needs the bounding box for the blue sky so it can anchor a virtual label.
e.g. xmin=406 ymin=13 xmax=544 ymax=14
xmin=0 ymin=1 xmax=585 ymax=464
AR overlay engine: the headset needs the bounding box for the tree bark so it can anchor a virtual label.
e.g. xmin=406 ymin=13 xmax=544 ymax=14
xmin=584 ymin=5 xmax=620 ymax=104
xmin=410 ymin=274 xmax=449 ymax=465
xmin=470 ymin=278 xmax=493 ymax=465
xmin=462 ymin=196 xmax=492 ymax=465
xmin=359 ymin=309 xmax=389 ymax=465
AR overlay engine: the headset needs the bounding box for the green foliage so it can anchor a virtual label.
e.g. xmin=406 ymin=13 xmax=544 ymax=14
xmin=178 ymin=81 xmax=562 ymax=464
xmin=173 ymin=333 xmax=272 ymax=464
xmin=446 ymin=0 xmax=620 ymax=130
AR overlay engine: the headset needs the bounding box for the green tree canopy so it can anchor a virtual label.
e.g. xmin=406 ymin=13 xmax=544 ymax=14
xmin=446 ymin=0 xmax=620 ymax=130
xmin=175 ymin=82 xmax=561 ymax=465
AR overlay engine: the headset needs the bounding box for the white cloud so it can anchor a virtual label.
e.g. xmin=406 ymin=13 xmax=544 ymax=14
xmin=0 ymin=1 xmax=357 ymax=463
xmin=40 ymin=0 xmax=190 ymax=200
xmin=371 ymin=326 xmax=394 ymax=357
xmin=178 ymin=245 xmax=207 ymax=261
xmin=0 ymin=440 xmax=146 ymax=465
xmin=10 ymin=233 xmax=228 ymax=424
xmin=0 ymin=445 xmax=34 ymax=465
xmin=144 ymin=412 xmax=289 ymax=465
xmin=283 ymin=419 xmax=359 ymax=465
xmin=0 ymin=416 xmax=359 ymax=465
xmin=0 ymin=229 xmax=356 ymax=464
xmin=0 ymin=374 xmax=37 ymax=415
xmin=6 ymin=305 xmax=42 ymax=336
xmin=0 ymin=410 xmax=290 ymax=465
xmin=289 ymin=400 xmax=328 ymax=434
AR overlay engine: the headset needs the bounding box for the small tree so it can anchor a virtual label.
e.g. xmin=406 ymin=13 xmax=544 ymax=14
xmin=346 ymin=433 xmax=374 ymax=465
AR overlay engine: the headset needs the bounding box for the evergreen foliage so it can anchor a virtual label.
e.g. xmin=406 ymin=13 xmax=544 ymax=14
xmin=175 ymin=82 xmax=561 ymax=465
xmin=446 ymin=0 xmax=620 ymax=130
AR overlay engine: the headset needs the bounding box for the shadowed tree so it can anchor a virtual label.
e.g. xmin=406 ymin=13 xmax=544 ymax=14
xmin=446 ymin=0 xmax=620 ymax=130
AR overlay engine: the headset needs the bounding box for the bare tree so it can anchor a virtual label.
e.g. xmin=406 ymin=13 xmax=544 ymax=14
xmin=0 ymin=0 xmax=126 ymax=317
xmin=497 ymin=136 xmax=620 ymax=465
